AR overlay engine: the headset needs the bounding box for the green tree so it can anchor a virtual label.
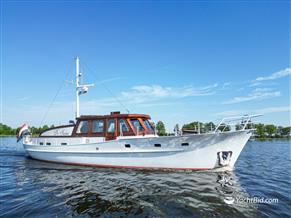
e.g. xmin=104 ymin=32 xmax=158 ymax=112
xmin=156 ymin=121 xmax=166 ymax=136
xmin=255 ymin=123 xmax=265 ymax=138
xmin=281 ymin=127 xmax=291 ymax=136
xmin=264 ymin=124 xmax=277 ymax=137
xmin=0 ymin=123 xmax=16 ymax=135
xmin=40 ymin=125 xmax=49 ymax=133
xmin=182 ymin=121 xmax=203 ymax=131
xmin=217 ymin=123 xmax=230 ymax=132
xmin=204 ymin=122 xmax=216 ymax=132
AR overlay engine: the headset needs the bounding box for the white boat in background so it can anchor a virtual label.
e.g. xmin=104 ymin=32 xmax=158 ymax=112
xmin=19 ymin=57 xmax=261 ymax=170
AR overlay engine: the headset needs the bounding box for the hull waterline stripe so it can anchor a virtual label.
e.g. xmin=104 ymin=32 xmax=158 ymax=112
xmin=24 ymin=148 xmax=185 ymax=154
xmin=29 ymin=157 xmax=211 ymax=171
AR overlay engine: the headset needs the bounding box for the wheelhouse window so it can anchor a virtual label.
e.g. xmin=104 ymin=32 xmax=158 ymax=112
xmin=130 ymin=119 xmax=144 ymax=132
xmin=119 ymin=119 xmax=129 ymax=133
xmin=93 ymin=120 xmax=104 ymax=133
xmin=76 ymin=121 xmax=88 ymax=134
xmin=143 ymin=119 xmax=155 ymax=133
xmin=107 ymin=119 xmax=115 ymax=133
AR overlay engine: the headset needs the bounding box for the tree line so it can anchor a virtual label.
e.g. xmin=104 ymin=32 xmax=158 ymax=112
xmin=153 ymin=121 xmax=291 ymax=139
xmin=0 ymin=123 xmax=52 ymax=136
xmin=1 ymin=122 xmax=290 ymax=139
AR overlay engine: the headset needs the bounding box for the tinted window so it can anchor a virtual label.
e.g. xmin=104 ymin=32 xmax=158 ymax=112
xmin=107 ymin=119 xmax=115 ymax=133
xmin=77 ymin=121 xmax=88 ymax=134
xmin=143 ymin=119 xmax=154 ymax=133
xmin=93 ymin=120 xmax=104 ymax=133
xmin=119 ymin=119 xmax=129 ymax=133
xmin=130 ymin=119 xmax=144 ymax=132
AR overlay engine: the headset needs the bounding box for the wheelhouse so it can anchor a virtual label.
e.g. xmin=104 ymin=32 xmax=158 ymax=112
xmin=73 ymin=112 xmax=155 ymax=140
xmin=39 ymin=112 xmax=156 ymax=140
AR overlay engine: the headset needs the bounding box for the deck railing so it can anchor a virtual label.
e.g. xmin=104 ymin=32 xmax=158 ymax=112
xmin=214 ymin=114 xmax=262 ymax=133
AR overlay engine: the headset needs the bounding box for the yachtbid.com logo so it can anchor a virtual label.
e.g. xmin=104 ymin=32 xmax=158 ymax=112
xmin=224 ymin=196 xmax=279 ymax=205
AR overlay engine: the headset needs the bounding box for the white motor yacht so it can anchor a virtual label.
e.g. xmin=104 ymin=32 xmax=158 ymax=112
xmin=19 ymin=57 xmax=260 ymax=170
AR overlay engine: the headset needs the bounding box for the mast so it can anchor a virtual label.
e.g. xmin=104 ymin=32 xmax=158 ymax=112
xmin=75 ymin=57 xmax=94 ymax=119
xmin=76 ymin=57 xmax=80 ymax=118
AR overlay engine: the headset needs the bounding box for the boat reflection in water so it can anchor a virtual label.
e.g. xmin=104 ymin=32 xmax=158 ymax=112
xmin=13 ymin=157 xmax=259 ymax=217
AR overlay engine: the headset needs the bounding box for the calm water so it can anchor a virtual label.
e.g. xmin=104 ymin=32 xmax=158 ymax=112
xmin=0 ymin=137 xmax=290 ymax=217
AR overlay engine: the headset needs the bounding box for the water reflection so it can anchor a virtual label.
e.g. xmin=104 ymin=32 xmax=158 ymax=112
xmin=2 ymin=138 xmax=289 ymax=217
xmin=10 ymin=157 xmax=260 ymax=217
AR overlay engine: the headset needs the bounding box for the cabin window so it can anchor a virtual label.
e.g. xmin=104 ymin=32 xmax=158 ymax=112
xmin=130 ymin=119 xmax=144 ymax=132
xmin=76 ymin=121 xmax=88 ymax=134
xmin=93 ymin=120 xmax=104 ymax=133
xmin=143 ymin=119 xmax=155 ymax=133
xmin=107 ymin=119 xmax=115 ymax=133
xmin=119 ymin=119 xmax=129 ymax=133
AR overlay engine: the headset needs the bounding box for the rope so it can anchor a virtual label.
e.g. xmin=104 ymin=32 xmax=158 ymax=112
xmin=39 ymin=70 xmax=70 ymax=128
xmin=82 ymin=61 xmax=130 ymax=114
xmin=38 ymin=59 xmax=130 ymax=133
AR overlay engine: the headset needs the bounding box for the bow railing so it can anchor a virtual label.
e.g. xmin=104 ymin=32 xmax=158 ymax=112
xmin=214 ymin=114 xmax=262 ymax=133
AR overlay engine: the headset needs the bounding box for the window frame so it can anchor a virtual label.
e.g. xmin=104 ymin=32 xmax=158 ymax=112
xmin=143 ymin=119 xmax=155 ymax=134
xmin=107 ymin=118 xmax=116 ymax=134
xmin=118 ymin=118 xmax=132 ymax=136
xmin=92 ymin=119 xmax=105 ymax=136
xmin=76 ymin=120 xmax=89 ymax=135
xmin=130 ymin=118 xmax=146 ymax=135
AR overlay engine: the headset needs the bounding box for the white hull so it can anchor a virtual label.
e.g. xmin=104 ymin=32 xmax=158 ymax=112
xmin=23 ymin=130 xmax=252 ymax=170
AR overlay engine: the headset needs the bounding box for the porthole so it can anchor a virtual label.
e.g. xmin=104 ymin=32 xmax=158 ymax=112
xmin=181 ymin=143 xmax=189 ymax=146
xmin=154 ymin=144 xmax=161 ymax=147
xmin=125 ymin=144 xmax=131 ymax=148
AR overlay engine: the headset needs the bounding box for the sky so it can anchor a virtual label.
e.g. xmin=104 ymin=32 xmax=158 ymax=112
xmin=1 ymin=1 xmax=290 ymax=132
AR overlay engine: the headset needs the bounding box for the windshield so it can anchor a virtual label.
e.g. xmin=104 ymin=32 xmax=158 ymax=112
xmin=130 ymin=119 xmax=144 ymax=132
xmin=143 ymin=119 xmax=155 ymax=134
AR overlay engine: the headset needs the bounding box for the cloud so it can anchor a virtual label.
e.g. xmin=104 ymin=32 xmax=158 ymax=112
xmin=249 ymin=82 xmax=262 ymax=87
xmin=29 ymin=83 xmax=193 ymax=121
xmin=221 ymin=82 xmax=231 ymax=89
xmin=222 ymin=88 xmax=281 ymax=104
xmin=75 ymin=83 xmax=219 ymax=114
xmin=121 ymin=84 xmax=218 ymax=100
xmin=214 ymin=106 xmax=291 ymax=117
xmin=254 ymin=68 xmax=291 ymax=82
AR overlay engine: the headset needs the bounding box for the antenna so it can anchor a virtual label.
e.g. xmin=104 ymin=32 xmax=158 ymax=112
xmin=75 ymin=57 xmax=94 ymax=118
